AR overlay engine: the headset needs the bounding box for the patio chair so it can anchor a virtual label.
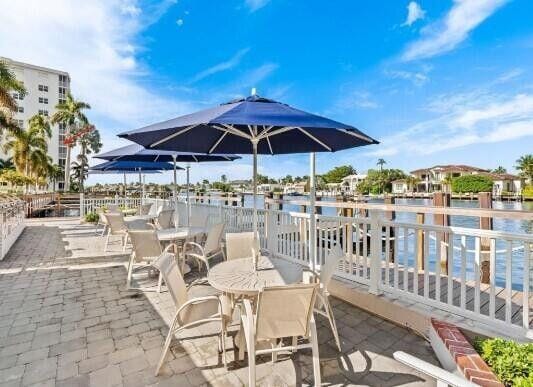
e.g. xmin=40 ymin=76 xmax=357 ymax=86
xmin=152 ymin=252 xmax=229 ymax=376
xmin=128 ymin=230 xmax=175 ymax=292
xmin=225 ymin=231 xmax=259 ymax=261
xmin=154 ymin=209 xmax=174 ymax=229
xmin=138 ymin=203 xmax=153 ymax=215
xmin=305 ymin=243 xmax=345 ymax=351
xmin=95 ymin=209 xmax=108 ymax=236
xmin=238 ymin=283 xmax=320 ymax=387
xmin=103 ymin=213 xmax=129 ymax=252
xmin=189 ymin=211 xmax=208 ymax=229
xmin=184 ymin=223 xmax=225 ymax=272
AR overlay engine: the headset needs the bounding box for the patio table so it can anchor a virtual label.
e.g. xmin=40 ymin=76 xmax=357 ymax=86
xmin=207 ymin=255 xmax=303 ymax=296
xmin=157 ymin=226 xmax=206 ymax=275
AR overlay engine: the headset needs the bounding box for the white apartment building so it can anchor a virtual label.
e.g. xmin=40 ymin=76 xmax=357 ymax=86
xmin=1 ymin=57 xmax=70 ymax=190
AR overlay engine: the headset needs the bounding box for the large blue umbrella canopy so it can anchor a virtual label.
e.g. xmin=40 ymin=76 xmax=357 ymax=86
xmin=94 ymin=143 xmax=241 ymax=162
xmin=119 ymin=95 xmax=378 ymax=154
xmin=119 ymin=93 xmax=378 ymax=259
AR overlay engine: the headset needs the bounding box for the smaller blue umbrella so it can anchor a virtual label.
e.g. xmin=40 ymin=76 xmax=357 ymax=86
xmin=90 ymin=161 xmax=181 ymax=198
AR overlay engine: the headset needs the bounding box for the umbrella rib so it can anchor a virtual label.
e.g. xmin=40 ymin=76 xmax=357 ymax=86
xmin=259 ymin=126 xmax=297 ymax=139
xmin=209 ymin=131 xmax=228 ymax=154
xmin=214 ymin=124 xmax=252 ymax=140
xmin=297 ymin=127 xmax=332 ymax=151
xmin=192 ymin=155 xmax=198 ymax=162
xmin=336 ymin=128 xmax=375 ymax=144
xmin=150 ymin=124 xmax=199 ymax=147
xmin=266 ymin=136 xmax=274 ymax=155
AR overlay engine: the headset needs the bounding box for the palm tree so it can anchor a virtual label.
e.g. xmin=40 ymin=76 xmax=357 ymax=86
xmin=515 ymin=154 xmax=533 ymax=183
xmin=51 ymin=93 xmax=90 ymax=191
xmin=405 ymin=176 xmax=420 ymax=192
xmin=0 ymin=157 xmax=15 ymax=171
xmin=492 ymin=166 xmax=507 ymax=174
xmin=0 ymin=60 xmax=26 ymax=137
xmin=3 ymin=118 xmax=50 ymax=193
xmin=377 ymin=158 xmax=386 ymax=172
xmin=70 ymin=160 xmax=88 ymax=191
xmin=48 ymin=163 xmax=64 ymax=192
xmin=73 ymin=124 xmax=101 ymax=193
xmin=442 ymin=173 xmax=453 ymax=193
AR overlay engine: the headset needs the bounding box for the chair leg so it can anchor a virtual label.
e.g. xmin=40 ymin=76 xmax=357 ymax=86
xmin=324 ymin=296 xmax=341 ymax=351
xmin=310 ymin=318 xmax=321 ymax=387
xmin=155 ymin=318 xmax=179 ymax=376
xmin=104 ymin=230 xmax=110 ymax=252
xmin=122 ymin=235 xmax=127 ymax=252
xmin=157 ymin=272 xmax=163 ymax=293
xmin=247 ymin=339 xmax=256 ymax=387
xmin=126 ymin=257 xmax=134 ymax=289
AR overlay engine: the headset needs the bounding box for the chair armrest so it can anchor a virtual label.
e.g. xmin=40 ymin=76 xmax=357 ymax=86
xmin=239 ymin=299 xmax=255 ymax=347
xmin=163 ymin=243 xmax=178 ymax=254
xmin=184 ymin=241 xmax=204 ymax=256
xmin=302 ymin=268 xmax=320 ymax=284
xmin=175 ymin=295 xmax=221 ymax=317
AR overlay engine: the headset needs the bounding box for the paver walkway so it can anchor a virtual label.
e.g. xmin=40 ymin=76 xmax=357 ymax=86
xmin=0 ymin=219 xmax=440 ymax=386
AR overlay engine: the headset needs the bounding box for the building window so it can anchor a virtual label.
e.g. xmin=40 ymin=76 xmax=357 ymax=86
xmin=58 ymin=98 xmax=66 ymax=104
xmin=38 ymin=97 xmax=49 ymax=104
xmin=58 ymin=74 xmax=69 ymax=87
xmin=38 ymin=109 xmax=49 ymax=116
xmin=16 ymin=119 xmax=24 ymax=127
xmin=59 ymin=159 xmax=66 ymax=167
xmin=17 ymin=106 xmax=24 ymax=113
xmin=38 ymin=84 xmax=49 ymax=92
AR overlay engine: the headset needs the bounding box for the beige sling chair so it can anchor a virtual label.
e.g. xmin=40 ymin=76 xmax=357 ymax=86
xmin=152 ymin=252 xmax=229 ymax=376
xmin=305 ymin=243 xmax=345 ymax=351
xmin=138 ymin=203 xmax=153 ymax=215
xmin=103 ymin=213 xmax=129 ymax=252
xmin=184 ymin=223 xmax=225 ymax=272
xmin=153 ymin=209 xmax=174 ymax=230
xmin=225 ymin=231 xmax=259 ymax=261
xmin=238 ymin=283 xmax=321 ymax=387
xmin=128 ymin=230 xmax=175 ymax=292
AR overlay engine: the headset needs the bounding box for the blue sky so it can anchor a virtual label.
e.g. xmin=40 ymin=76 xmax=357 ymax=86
xmin=1 ymin=0 xmax=532 ymax=185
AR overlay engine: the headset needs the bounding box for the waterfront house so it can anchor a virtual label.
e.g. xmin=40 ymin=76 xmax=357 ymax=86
xmin=284 ymin=181 xmax=307 ymax=194
xmin=410 ymin=165 xmax=488 ymax=193
xmin=229 ymin=179 xmax=250 ymax=192
xmin=392 ymin=179 xmax=408 ymax=194
xmin=480 ymin=172 xmax=524 ymax=195
xmin=341 ymin=173 xmax=367 ymax=193
xmin=257 ymin=182 xmax=282 ymax=193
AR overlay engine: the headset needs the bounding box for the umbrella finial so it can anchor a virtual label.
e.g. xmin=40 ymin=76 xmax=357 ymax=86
xmin=251 ymin=87 xmax=257 ymax=96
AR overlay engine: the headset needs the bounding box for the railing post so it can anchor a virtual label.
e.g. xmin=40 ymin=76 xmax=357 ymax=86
xmin=79 ymin=192 xmax=85 ymax=219
xmin=266 ymin=210 xmax=276 ymax=256
xmin=369 ymin=209 xmax=382 ymax=295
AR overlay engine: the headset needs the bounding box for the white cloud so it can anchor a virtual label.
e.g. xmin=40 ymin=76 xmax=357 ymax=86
xmin=368 ymin=92 xmax=533 ymax=157
xmin=386 ymin=69 xmax=430 ymax=86
xmin=402 ymin=1 xmax=426 ymax=27
xmin=402 ymin=0 xmax=508 ymax=61
xmin=176 ymin=18 xmax=184 ymax=26
xmin=327 ymin=90 xmax=379 ymax=114
xmin=0 ymin=0 xmax=191 ymax=133
xmin=244 ymin=0 xmax=271 ymax=12
xmin=189 ymin=48 xmax=250 ymax=84
xmin=237 ymin=63 xmax=279 ymax=89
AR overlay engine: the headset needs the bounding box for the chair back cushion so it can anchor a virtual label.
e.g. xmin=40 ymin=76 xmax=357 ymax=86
xmin=204 ymin=223 xmax=225 ymax=256
xmin=128 ymin=230 xmax=162 ymax=262
xmin=225 ymin=231 xmax=258 ymax=261
xmin=189 ymin=212 xmax=208 ymax=229
xmin=139 ymin=203 xmax=153 ymax=215
xmin=157 ymin=209 xmax=174 ymax=229
xmin=319 ymin=244 xmax=345 ymax=288
xmin=152 ymin=253 xmax=188 ymax=308
xmin=255 ymin=283 xmax=318 ymax=341
xmin=104 ymin=213 xmax=127 ymax=234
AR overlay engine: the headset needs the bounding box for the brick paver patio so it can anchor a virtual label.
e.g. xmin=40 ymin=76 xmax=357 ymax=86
xmin=0 ymin=219 xmax=440 ymax=386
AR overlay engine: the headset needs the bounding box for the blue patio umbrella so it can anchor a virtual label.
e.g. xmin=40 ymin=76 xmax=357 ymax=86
xmin=119 ymin=91 xmax=378 ymax=267
xmin=94 ymin=144 xmax=241 ymax=216
xmin=90 ymin=161 xmax=180 ymax=198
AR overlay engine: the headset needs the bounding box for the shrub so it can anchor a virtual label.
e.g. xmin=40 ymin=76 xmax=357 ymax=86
xmin=84 ymin=212 xmax=99 ymax=223
xmin=523 ymin=185 xmax=533 ymax=199
xmin=474 ymin=337 xmax=533 ymax=386
xmin=451 ymin=174 xmax=493 ymax=193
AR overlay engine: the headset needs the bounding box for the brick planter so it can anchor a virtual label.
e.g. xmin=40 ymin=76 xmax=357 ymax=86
xmin=431 ymin=319 xmax=503 ymax=387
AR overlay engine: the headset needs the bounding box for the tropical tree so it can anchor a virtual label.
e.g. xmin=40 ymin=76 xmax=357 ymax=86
xmin=0 ymin=60 xmax=26 ymax=137
xmin=377 ymin=158 xmax=386 ymax=172
xmin=221 ymin=174 xmax=227 ymax=183
xmin=48 ymin=163 xmax=64 ymax=192
xmin=70 ymin=160 xmax=88 ymax=191
xmin=3 ymin=114 xmax=51 ymax=192
xmin=492 ymin=166 xmax=507 ymax=174
xmin=0 ymin=157 xmax=15 ymax=171
xmin=405 ymin=176 xmax=420 ymax=192
xmin=442 ymin=173 xmax=453 ymax=193
xmin=515 ymin=154 xmax=533 ymax=182
xmin=72 ymin=124 xmax=101 ymax=193
xmin=51 ymin=93 xmax=90 ymax=191
xmin=322 ymin=165 xmax=356 ymax=184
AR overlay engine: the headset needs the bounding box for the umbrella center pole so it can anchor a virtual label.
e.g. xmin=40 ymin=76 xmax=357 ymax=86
xmin=172 ymin=156 xmax=178 ymax=212
xmin=252 ymin=139 xmax=258 ymax=236
xmin=309 ymin=153 xmax=317 ymax=271
xmin=186 ymin=164 xmax=190 ymax=227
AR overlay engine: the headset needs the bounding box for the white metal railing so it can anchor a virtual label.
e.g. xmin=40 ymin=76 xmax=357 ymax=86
xmin=0 ymin=200 xmax=25 ymax=260
xmin=82 ymin=196 xmax=142 ymax=215
xmin=86 ymin=196 xmax=532 ymax=337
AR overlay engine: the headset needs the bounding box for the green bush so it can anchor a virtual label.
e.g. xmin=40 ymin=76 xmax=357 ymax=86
xmin=474 ymin=337 xmax=533 ymax=386
xmin=451 ymin=174 xmax=493 ymax=193
xmin=84 ymin=212 xmax=99 ymax=223
xmin=523 ymin=185 xmax=533 ymax=199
